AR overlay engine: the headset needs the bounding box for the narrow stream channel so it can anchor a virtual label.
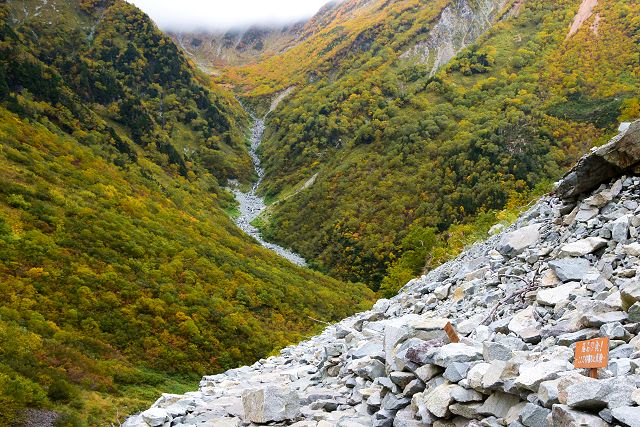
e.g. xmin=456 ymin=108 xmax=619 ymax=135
xmin=231 ymin=116 xmax=307 ymax=266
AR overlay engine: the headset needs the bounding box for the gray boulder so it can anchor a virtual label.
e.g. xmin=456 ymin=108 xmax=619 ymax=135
xmin=432 ymin=343 xmax=482 ymax=366
xmin=559 ymin=237 xmax=608 ymax=257
xmin=422 ymin=383 xmax=456 ymax=418
xmin=581 ymin=310 xmax=628 ymax=327
xmin=548 ymin=259 xmax=592 ymax=282
xmin=519 ymin=403 xmax=550 ymax=427
xmin=242 ymin=386 xmax=300 ymax=423
xmin=600 ymin=322 xmax=630 ymax=341
xmin=612 ymin=215 xmax=631 ymax=242
xmin=477 ymin=391 xmax=521 ymax=418
xmin=612 ymin=406 xmax=640 ymax=427
xmin=555 ymin=119 xmax=640 ymax=199
xmin=551 ymin=404 xmax=610 ymax=427
xmin=352 ymin=357 xmax=386 ymax=381
xmin=443 ymin=362 xmax=471 ymax=382
xmin=564 ymin=376 xmax=634 ymax=411
xmin=483 ymin=341 xmax=513 ymax=362
xmin=565 ymin=379 xmax=609 ymax=410
xmin=141 ymin=408 xmax=169 ymax=427
xmin=498 ymin=224 xmax=541 ymax=256
xmin=628 ymin=302 xmax=640 ymax=322
xmin=450 ymin=385 xmax=483 ymax=403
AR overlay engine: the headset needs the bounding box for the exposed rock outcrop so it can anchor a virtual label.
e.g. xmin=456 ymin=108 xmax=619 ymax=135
xmin=566 ymin=0 xmax=599 ymax=40
xmin=401 ymin=0 xmax=508 ymax=76
xmin=555 ymin=119 xmax=640 ymax=199
xmin=126 ymin=124 xmax=640 ymax=426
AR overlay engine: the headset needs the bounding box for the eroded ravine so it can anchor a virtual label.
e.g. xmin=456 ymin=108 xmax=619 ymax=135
xmin=230 ymin=92 xmax=306 ymax=266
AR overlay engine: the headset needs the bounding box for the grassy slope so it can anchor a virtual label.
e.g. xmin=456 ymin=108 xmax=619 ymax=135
xmin=220 ymin=0 xmax=640 ymax=288
xmin=0 ymin=0 xmax=374 ymax=425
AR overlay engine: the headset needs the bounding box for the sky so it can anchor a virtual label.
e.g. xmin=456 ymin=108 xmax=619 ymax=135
xmin=127 ymin=0 xmax=332 ymax=31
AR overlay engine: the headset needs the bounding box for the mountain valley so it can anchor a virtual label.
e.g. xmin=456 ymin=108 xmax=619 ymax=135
xmin=0 ymin=0 xmax=639 ymax=425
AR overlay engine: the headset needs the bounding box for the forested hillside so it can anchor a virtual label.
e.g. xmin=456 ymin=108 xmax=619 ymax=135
xmin=0 ymin=1 xmax=373 ymax=425
xmin=220 ymin=0 xmax=640 ymax=292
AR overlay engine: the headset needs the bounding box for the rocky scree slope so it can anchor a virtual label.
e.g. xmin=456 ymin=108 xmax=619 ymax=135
xmin=171 ymin=23 xmax=305 ymax=71
xmin=126 ymin=121 xmax=640 ymax=426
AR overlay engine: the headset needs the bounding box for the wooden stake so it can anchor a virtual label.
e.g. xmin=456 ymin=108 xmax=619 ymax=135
xmin=589 ymin=368 xmax=598 ymax=379
xmin=444 ymin=322 xmax=460 ymax=343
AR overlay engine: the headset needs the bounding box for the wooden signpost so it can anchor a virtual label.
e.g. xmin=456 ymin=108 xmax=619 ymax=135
xmin=574 ymin=337 xmax=609 ymax=378
xmin=444 ymin=322 xmax=460 ymax=343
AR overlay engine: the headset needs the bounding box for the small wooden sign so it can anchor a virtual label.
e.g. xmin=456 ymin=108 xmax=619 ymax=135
xmin=574 ymin=337 xmax=609 ymax=378
xmin=444 ymin=322 xmax=460 ymax=343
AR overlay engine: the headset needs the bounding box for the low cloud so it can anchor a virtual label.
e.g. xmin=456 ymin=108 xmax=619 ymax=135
xmin=127 ymin=0 xmax=331 ymax=31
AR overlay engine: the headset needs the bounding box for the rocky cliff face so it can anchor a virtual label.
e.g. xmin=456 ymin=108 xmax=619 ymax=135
xmin=125 ymin=120 xmax=640 ymax=426
xmin=401 ymin=0 xmax=508 ymax=75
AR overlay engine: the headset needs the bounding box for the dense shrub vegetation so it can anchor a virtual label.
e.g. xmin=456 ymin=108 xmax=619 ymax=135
xmin=0 ymin=1 xmax=373 ymax=424
xmin=224 ymin=0 xmax=640 ymax=289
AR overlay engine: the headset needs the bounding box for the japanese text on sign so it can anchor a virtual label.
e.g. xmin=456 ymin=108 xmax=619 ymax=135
xmin=574 ymin=337 xmax=609 ymax=369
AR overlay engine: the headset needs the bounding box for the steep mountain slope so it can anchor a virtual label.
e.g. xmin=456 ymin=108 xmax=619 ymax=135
xmin=4 ymin=0 xmax=253 ymax=183
xmin=0 ymin=1 xmax=374 ymax=425
xmin=223 ymin=0 xmax=508 ymax=98
xmin=127 ymin=121 xmax=640 ymax=427
xmin=218 ymin=0 xmax=640 ymax=290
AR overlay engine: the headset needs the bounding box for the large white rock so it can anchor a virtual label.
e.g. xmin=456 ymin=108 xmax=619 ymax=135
xmin=383 ymin=314 xmax=421 ymax=371
xmin=559 ymin=237 xmax=608 ymax=257
xmin=432 ymin=343 xmax=482 ymax=366
xmin=467 ymin=363 xmax=490 ymax=389
xmin=538 ymin=378 xmax=563 ymax=407
xmin=612 ymin=215 xmax=631 ymax=242
xmin=477 ymin=391 xmax=521 ymax=418
xmin=612 ymin=406 xmax=640 ymax=427
xmin=514 ymin=359 xmax=572 ymax=391
xmin=481 ymin=360 xmax=509 ymax=390
xmin=536 ymin=282 xmax=580 ymax=306
xmin=121 ymin=415 xmax=146 ymax=427
xmin=498 ymin=224 xmax=541 ymax=256
xmin=623 ymin=242 xmax=640 ymax=257
xmin=508 ymin=306 xmax=540 ymax=342
xmin=242 ymin=386 xmax=300 ymax=423
xmin=141 ymin=408 xmax=169 ymax=427
xmin=551 ymin=405 xmax=609 ymax=427
xmin=575 ymin=205 xmax=599 ymax=222
xmin=422 ymin=383 xmax=455 ymax=418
